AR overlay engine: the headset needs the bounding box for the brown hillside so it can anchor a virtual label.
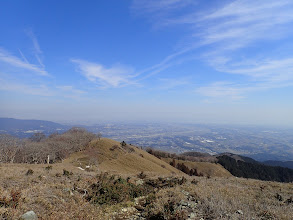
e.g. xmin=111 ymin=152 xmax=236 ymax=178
xmin=162 ymin=158 xmax=232 ymax=177
xmin=65 ymin=138 xmax=183 ymax=175
xmin=1 ymin=163 xmax=292 ymax=219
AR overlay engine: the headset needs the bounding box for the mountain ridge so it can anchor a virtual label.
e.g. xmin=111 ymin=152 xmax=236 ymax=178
xmin=262 ymin=160 xmax=293 ymax=169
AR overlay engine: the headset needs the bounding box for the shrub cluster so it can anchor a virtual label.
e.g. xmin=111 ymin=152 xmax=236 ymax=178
xmin=86 ymin=174 xmax=187 ymax=206
xmin=0 ymin=127 xmax=97 ymax=164
xmin=137 ymin=189 xmax=189 ymax=220
xmin=86 ymin=174 xmax=152 ymax=205
xmin=169 ymin=159 xmax=202 ymax=176
xmin=0 ymin=190 xmax=21 ymax=208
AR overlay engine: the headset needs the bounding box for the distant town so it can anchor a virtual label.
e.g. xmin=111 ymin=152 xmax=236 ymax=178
xmin=1 ymin=118 xmax=292 ymax=162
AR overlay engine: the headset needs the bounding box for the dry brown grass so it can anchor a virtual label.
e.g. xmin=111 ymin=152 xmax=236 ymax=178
xmin=0 ymin=163 xmax=106 ymax=219
xmin=0 ymin=162 xmax=292 ymax=219
xmin=184 ymin=176 xmax=293 ymax=219
xmin=162 ymin=158 xmax=232 ymax=178
xmin=0 ymin=138 xmax=292 ymax=219
xmin=65 ymin=138 xmax=183 ymax=176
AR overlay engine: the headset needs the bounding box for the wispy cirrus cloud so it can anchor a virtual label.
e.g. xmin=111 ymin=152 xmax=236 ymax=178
xmin=71 ymin=59 xmax=138 ymax=88
xmin=131 ymin=0 xmax=194 ymax=16
xmin=196 ymin=81 xmax=246 ymax=100
xmin=196 ymin=59 xmax=293 ymax=100
xmin=199 ymin=1 xmax=293 ymax=54
xmin=0 ymin=73 xmax=87 ymax=99
xmin=0 ymin=30 xmax=48 ymax=77
xmin=0 ymin=76 xmax=53 ymax=96
xmin=0 ymin=48 xmax=48 ymax=76
xmin=164 ymin=0 xmax=293 ymax=47
xmin=25 ymin=29 xmax=45 ymax=68
xmin=0 ymin=31 xmax=88 ymax=99
xmin=215 ymin=58 xmax=293 ymax=82
xmin=131 ymin=0 xmax=293 ymax=99
xmin=196 ymin=57 xmax=293 ymax=99
xmin=196 ymin=78 xmax=293 ymax=101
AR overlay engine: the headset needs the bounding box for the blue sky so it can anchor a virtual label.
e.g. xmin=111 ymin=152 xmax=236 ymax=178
xmin=1 ymin=0 xmax=293 ymax=126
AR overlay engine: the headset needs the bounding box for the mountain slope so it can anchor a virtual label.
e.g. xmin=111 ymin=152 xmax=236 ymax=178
xmin=1 ymin=137 xmax=293 ymax=219
xmin=217 ymin=155 xmax=293 ymax=182
xmin=66 ymin=138 xmax=182 ymax=175
xmin=162 ymin=158 xmax=232 ymax=178
xmin=216 ymin=152 xmax=259 ymax=164
xmin=262 ymin=160 xmax=293 ymax=169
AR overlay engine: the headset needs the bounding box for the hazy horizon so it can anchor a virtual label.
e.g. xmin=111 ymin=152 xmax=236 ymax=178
xmin=1 ymin=1 xmax=293 ymax=127
xmin=2 ymin=116 xmax=293 ymax=130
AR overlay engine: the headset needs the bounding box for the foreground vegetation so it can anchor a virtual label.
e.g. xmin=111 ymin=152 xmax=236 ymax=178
xmin=1 ymin=130 xmax=293 ymax=219
xmin=0 ymin=163 xmax=292 ymax=219
xmin=0 ymin=128 xmax=96 ymax=164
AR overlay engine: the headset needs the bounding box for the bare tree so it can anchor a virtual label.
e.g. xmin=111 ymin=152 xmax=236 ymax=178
xmin=0 ymin=134 xmax=22 ymax=163
xmin=1 ymin=127 xmax=96 ymax=164
xmin=29 ymin=132 xmax=46 ymax=142
xmin=97 ymin=132 xmax=102 ymax=141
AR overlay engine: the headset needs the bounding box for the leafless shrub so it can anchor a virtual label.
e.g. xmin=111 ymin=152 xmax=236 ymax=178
xmin=84 ymin=147 xmax=100 ymax=165
xmin=0 ymin=190 xmax=22 ymax=209
xmin=29 ymin=132 xmax=46 ymax=142
xmin=126 ymin=146 xmax=135 ymax=153
xmin=45 ymin=165 xmax=52 ymax=171
xmin=191 ymin=179 xmax=199 ymax=185
xmin=137 ymin=171 xmax=147 ymax=179
xmin=63 ymin=169 xmax=73 ymax=176
xmin=26 ymin=169 xmax=34 ymax=175
xmin=0 ymin=134 xmax=23 ymax=163
xmin=1 ymin=127 xmax=96 ymax=164
xmin=96 ymin=132 xmax=102 ymax=140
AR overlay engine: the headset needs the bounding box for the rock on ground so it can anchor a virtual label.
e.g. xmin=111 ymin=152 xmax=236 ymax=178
xmin=20 ymin=211 xmax=38 ymax=220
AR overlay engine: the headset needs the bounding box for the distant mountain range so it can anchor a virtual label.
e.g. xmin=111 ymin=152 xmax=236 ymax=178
xmin=0 ymin=118 xmax=68 ymax=137
xmin=218 ymin=152 xmax=293 ymax=169
xmin=0 ymin=118 xmax=64 ymax=130
xmin=262 ymin=160 xmax=293 ymax=169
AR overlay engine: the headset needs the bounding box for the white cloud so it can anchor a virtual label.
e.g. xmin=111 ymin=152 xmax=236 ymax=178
xmin=198 ymin=0 xmax=293 ymax=48
xmin=25 ymin=29 xmax=44 ymax=68
xmin=196 ymin=81 xmax=246 ymax=100
xmin=0 ymin=77 xmax=53 ymax=96
xmin=18 ymin=49 xmax=29 ymax=64
xmin=0 ymin=74 xmax=89 ymax=99
xmin=131 ymin=0 xmax=193 ymax=15
xmin=157 ymin=0 xmax=293 ymax=50
xmin=0 ymin=48 xmax=48 ymax=76
xmin=0 ymin=36 xmax=88 ymax=99
xmin=131 ymin=0 xmax=293 ymax=98
xmin=203 ymin=0 xmax=291 ymax=20
xmin=216 ymin=58 xmax=293 ymax=82
xmin=71 ymin=59 xmax=137 ymax=88
xmin=196 ymin=76 xmax=293 ymax=101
